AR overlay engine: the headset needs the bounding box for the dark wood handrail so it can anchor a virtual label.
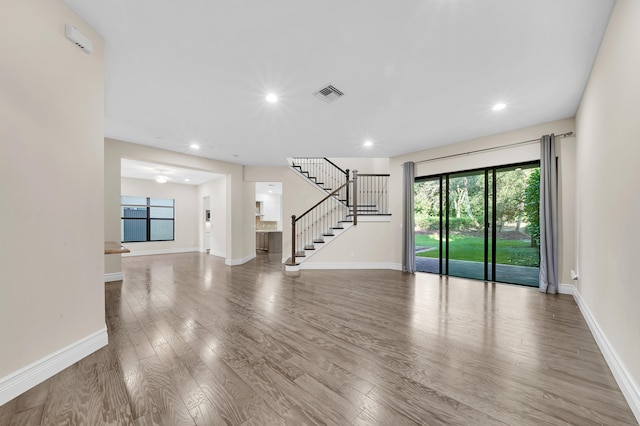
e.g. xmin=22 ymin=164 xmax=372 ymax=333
xmin=294 ymin=181 xmax=349 ymax=223
xmin=323 ymin=157 xmax=347 ymax=174
xmin=356 ymin=173 xmax=390 ymax=177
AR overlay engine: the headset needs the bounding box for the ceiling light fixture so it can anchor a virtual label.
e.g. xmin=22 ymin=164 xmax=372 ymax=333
xmin=184 ymin=178 xmax=190 ymax=182
xmin=364 ymin=140 xmax=373 ymax=147
xmin=492 ymin=103 xmax=506 ymax=111
xmin=155 ymin=175 xmax=168 ymax=183
xmin=190 ymin=143 xmax=200 ymax=149
xmin=266 ymin=93 xmax=278 ymax=103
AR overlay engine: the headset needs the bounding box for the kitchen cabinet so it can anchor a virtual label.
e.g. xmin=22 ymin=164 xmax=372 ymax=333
xmin=256 ymin=231 xmax=282 ymax=253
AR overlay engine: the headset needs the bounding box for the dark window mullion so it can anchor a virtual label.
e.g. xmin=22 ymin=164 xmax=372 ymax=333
xmin=439 ymin=175 xmax=443 ymax=275
xmin=445 ymin=174 xmax=450 ymax=276
xmin=484 ymin=169 xmax=489 ymax=281
xmin=491 ymin=168 xmax=497 ymax=281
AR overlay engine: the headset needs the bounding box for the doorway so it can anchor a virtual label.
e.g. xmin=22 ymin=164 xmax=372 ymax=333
xmin=255 ymin=182 xmax=283 ymax=254
xmin=415 ymin=162 xmax=540 ymax=286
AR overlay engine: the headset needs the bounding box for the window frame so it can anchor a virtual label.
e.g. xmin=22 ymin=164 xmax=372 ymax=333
xmin=121 ymin=197 xmax=175 ymax=243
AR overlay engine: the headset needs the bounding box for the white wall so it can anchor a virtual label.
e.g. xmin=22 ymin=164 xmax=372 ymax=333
xmin=121 ymin=177 xmax=199 ymax=255
xmin=575 ymin=0 xmax=640 ymax=414
xmin=0 ymin=0 xmax=106 ymax=402
xmin=105 ymin=136 xmax=122 ymax=276
xmin=256 ymin=191 xmax=282 ymax=229
xmin=327 ymin=157 xmax=390 ymax=174
xmin=197 ymin=177 xmax=227 ymax=257
xmin=301 ymin=221 xmax=398 ymax=269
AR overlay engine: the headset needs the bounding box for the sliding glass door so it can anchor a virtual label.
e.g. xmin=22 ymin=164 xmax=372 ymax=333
xmin=414 ymin=178 xmax=442 ymax=274
xmin=446 ymin=170 xmax=486 ymax=281
xmin=415 ymin=162 xmax=540 ymax=286
xmin=493 ymin=164 xmax=540 ymax=285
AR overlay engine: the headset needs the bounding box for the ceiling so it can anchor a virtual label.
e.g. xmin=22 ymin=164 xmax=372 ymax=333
xmin=63 ymin=0 xmax=614 ymax=166
xmin=121 ymin=159 xmax=223 ymax=185
xmin=256 ymin=182 xmax=283 ymax=196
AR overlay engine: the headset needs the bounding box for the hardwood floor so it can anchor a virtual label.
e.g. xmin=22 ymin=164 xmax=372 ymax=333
xmin=1 ymin=252 xmax=637 ymax=425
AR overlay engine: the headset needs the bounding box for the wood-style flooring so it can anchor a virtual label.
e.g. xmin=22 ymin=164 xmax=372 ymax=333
xmin=1 ymin=252 xmax=637 ymax=425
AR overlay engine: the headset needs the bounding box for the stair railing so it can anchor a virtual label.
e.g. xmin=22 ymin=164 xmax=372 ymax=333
xmin=290 ymin=157 xmax=350 ymax=203
xmin=288 ymin=172 xmax=358 ymax=266
xmin=349 ymin=173 xmax=390 ymax=215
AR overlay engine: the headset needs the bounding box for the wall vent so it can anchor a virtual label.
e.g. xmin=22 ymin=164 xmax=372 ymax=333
xmin=313 ymin=84 xmax=344 ymax=104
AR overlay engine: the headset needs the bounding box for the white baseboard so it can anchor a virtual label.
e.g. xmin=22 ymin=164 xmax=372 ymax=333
xmin=0 ymin=326 xmax=108 ymax=406
xmin=121 ymin=247 xmax=199 ymax=257
xmin=209 ymin=250 xmax=226 ymax=258
xmin=104 ymin=272 xmax=123 ymax=282
xmin=225 ymin=252 xmax=256 ymax=266
xmin=300 ymin=262 xmax=402 ymax=271
xmin=573 ymin=289 xmax=640 ymax=423
xmin=558 ymin=282 xmax=575 ymax=295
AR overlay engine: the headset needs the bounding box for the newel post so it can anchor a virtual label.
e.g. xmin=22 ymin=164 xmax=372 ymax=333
xmin=352 ymin=170 xmax=358 ymax=226
xmin=345 ymin=169 xmax=350 ymax=207
xmin=290 ymin=215 xmax=297 ymax=265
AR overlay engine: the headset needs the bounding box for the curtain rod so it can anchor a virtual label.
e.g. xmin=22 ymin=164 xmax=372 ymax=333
xmin=412 ymin=131 xmax=574 ymax=166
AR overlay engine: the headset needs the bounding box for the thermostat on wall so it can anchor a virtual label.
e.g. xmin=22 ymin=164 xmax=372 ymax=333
xmin=65 ymin=24 xmax=93 ymax=54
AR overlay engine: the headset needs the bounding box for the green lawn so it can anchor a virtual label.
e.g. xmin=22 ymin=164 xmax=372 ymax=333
xmin=416 ymin=233 xmax=539 ymax=267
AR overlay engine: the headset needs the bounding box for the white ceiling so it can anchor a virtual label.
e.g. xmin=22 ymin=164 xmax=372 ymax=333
xmin=256 ymin=182 xmax=283 ymax=196
xmin=63 ymin=0 xmax=614 ymax=166
xmin=121 ymin=159 xmax=223 ymax=185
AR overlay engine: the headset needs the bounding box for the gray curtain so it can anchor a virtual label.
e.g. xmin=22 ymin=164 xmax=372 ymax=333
xmin=402 ymin=162 xmax=416 ymax=273
xmin=539 ymin=134 xmax=558 ymax=293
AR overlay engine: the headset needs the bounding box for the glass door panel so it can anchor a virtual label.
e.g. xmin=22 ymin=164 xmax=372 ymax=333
xmin=493 ymin=165 xmax=540 ymax=286
xmin=446 ymin=171 xmax=486 ymax=281
xmin=414 ymin=178 xmax=441 ymax=274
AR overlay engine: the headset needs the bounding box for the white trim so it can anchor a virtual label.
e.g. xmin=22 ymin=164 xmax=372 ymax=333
xmin=350 ymin=215 xmax=392 ymax=222
xmin=284 ymin=263 xmax=300 ymax=272
xmin=0 ymin=327 xmax=108 ymax=406
xmin=573 ymin=289 xmax=640 ymax=423
xmin=558 ymin=282 xmax=575 ymax=295
xmin=208 ymin=250 xmax=226 ymax=258
xmin=300 ymin=262 xmax=402 ymax=271
xmin=104 ymin=272 xmax=123 ymax=282
xmin=225 ymin=252 xmax=256 ymax=266
xmin=122 ymin=247 xmax=199 ymax=257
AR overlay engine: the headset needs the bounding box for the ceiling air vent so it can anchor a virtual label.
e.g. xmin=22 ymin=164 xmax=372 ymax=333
xmin=313 ymin=84 xmax=344 ymax=104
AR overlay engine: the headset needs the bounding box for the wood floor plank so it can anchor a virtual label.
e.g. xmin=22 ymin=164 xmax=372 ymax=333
xmin=122 ymin=372 xmax=159 ymax=421
xmin=150 ymin=385 xmax=195 ymax=426
xmin=8 ymin=405 xmax=43 ymax=426
xmin=2 ymin=252 xmax=637 ymax=425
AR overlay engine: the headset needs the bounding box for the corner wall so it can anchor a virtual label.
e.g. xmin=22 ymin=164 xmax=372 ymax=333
xmin=575 ymin=0 xmax=640 ymax=418
xmin=0 ymin=0 xmax=106 ymax=403
xmin=197 ymin=177 xmax=227 ymax=257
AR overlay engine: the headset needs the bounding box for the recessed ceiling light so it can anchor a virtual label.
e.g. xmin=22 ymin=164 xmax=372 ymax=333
xmin=266 ymin=93 xmax=278 ymax=103
xmin=364 ymin=140 xmax=373 ymax=147
xmin=190 ymin=143 xmax=200 ymax=149
xmin=184 ymin=178 xmax=190 ymax=182
xmin=492 ymin=103 xmax=506 ymax=111
xmin=155 ymin=175 xmax=168 ymax=183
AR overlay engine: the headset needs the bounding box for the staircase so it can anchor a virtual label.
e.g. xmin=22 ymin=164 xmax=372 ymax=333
xmin=286 ymin=158 xmax=390 ymax=271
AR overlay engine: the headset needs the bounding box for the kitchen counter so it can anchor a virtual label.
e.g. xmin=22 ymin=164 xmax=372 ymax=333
xmin=104 ymin=241 xmax=130 ymax=254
